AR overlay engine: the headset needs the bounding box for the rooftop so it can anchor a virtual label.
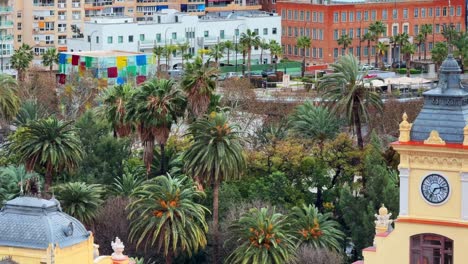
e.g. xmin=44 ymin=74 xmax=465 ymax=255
xmin=61 ymin=50 xmax=143 ymax=58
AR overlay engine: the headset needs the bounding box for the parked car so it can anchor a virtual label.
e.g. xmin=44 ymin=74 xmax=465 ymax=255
xmin=360 ymin=64 xmax=374 ymax=71
xmin=392 ymin=61 xmax=407 ymax=68
xmin=224 ymin=72 xmax=242 ymax=79
xmin=261 ymin=69 xmax=276 ymax=77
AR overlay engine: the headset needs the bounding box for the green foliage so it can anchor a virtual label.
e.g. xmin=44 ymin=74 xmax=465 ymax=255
xmin=14 ymin=99 xmax=47 ymax=127
xmin=431 ymin=42 xmax=449 ymax=67
xmin=128 ymin=175 xmax=209 ymax=261
xmin=97 ymin=84 xmax=134 ymax=137
xmin=11 ymin=44 xmax=33 ymax=81
xmin=226 ymin=207 xmax=298 ymax=264
xmin=41 ymin=48 xmax=59 ymax=71
xmin=54 ymin=182 xmax=104 ymax=224
xmin=291 ymin=204 xmax=344 ymax=252
xmin=0 ymin=74 xmax=19 ymax=122
xmin=0 ymin=165 xmax=40 ymax=202
xmin=112 ymin=167 xmax=144 ymax=197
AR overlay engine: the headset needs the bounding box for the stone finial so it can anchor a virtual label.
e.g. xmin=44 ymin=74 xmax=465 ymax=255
xmin=374 ymin=204 xmax=393 ymax=234
xmin=111 ymin=237 xmax=128 ymax=261
xmin=399 ymin=112 xmax=412 ymax=142
xmin=424 ymin=130 xmax=446 ymax=145
xmin=464 ymin=122 xmax=468 ymax=146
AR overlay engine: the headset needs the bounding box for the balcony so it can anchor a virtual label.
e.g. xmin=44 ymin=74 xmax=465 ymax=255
xmin=0 ymin=21 xmax=13 ymax=28
xmin=57 ymin=3 xmax=67 ymax=9
xmin=0 ymin=34 xmax=14 ymax=42
xmin=0 ymin=7 xmax=13 ymax=14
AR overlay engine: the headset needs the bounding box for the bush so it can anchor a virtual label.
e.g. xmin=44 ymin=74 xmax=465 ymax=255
xmin=291 ymin=245 xmax=344 ymax=264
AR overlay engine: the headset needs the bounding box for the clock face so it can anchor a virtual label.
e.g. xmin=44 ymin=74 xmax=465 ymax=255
xmin=421 ymin=174 xmax=450 ymax=204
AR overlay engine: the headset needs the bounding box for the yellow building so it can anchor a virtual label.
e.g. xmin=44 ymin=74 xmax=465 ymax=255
xmin=357 ymin=55 xmax=468 ymax=264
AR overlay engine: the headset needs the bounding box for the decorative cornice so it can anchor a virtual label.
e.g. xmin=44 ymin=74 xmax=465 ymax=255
xmin=424 ymin=130 xmax=446 ymax=145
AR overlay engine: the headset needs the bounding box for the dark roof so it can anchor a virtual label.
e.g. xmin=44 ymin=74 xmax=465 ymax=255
xmin=410 ymin=54 xmax=468 ymax=143
xmin=0 ymin=197 xmax=90 ymax=249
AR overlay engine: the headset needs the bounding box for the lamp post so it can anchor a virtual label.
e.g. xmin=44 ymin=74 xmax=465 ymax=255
xmin=89 ymin=30 xmax=98 ymax=51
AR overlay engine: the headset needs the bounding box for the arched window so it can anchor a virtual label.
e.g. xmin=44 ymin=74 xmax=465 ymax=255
xmin=410 ymin=233 xmax=453 ymax=264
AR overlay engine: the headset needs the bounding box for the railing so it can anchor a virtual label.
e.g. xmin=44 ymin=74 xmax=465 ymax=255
xmin=0 ymin=7 xmax=13 ymax=13
xmin=0 ymin=21 xmax=13 ymax=28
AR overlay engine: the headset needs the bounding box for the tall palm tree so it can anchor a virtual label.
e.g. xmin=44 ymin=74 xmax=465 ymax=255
xmin=376 ymin=41 xmax=389 ymax=69
xmin=223 ymin=40 xmax=234 ymax=65
xmin=292 ymin=204 xmax=344 ymax=252
xmin=163 ymin=44 xmax=177 ymax=71
xmin=208 ymin=43 xmax=224 ymax=68
xmin=42 ymin=48 xmax=59 ymax=75
xmin=337 ymin=34 xmax=352 ymax=55
xmin=8 ymin=117 xmax=83 ymax=192
xmin=389 ymin=35 xmax=400 ymax=63
xmin=0 ymin=74 xmax=20 ymax=123
xmin=415 ymin=33 xmax=425 ymax=61
xmin=99 ymin=84 xmax=134 ymax=137
xmin=369 ymin=21 xmax=386 ymax=67
xmin=361 ymin=32 xmax=373 ymax=65
xmin=402 ymin=43 xmax=416 ymax=77
xmin=177 ymin=42 xmax=190 ymax=69
xmin=258 ymin=38 xmax=270 ymax=65
xmin=126 ymin=78 xmax=185 ymax=175
xmin=420 ymin=24 xmax=433 ymax=60
xmin=431 ymin=42 xmax=448 ymax=71
xmin=128 ymin=174 xmax=209 ymax=264
xmin=183 ymin=111 xmax=246 ymax=263
xmin=153 ymin=46 xmax=164 ymax=77
xmin=181 ymin=56 xmax=218 ymax=118
xmin=269 ymin=40 xmax=283 ymax=72
xmin=442 ymin=25 xmax=459 ymax=53
xmin=226 ymin=207 xmax=297 ymax=264
xmin=318 ymin=54 xmax=383 ymax=150
xmin=54 ymin=182 xmax=104 ymax=225
xmin=240 ymin=29 xmax=260 ymax=78
xmin=296 ymin=36 xmax=311 ymax=77
xmin=397 ymin=33 xmax=410 ymax=64
xmin=11 ymin=44 xmax=33 ymax=82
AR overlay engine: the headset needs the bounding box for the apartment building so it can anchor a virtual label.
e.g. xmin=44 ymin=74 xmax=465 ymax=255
xmin=0 ymin=0 xmax=14 ymax=74
xmin=278 ymin=0 xmax=466 ymax=65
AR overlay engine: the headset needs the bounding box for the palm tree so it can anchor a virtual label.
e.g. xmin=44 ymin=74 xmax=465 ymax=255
xmin=442 ymin=25 xmax=459 ymax=53
xmin=337 ymin=34 xmax=352 ymax=55
xmin=389 ymin=35 xmax=400 ymax=63
xmin=208 ymin=43 xmax=224 ymax=68
xmin=397 ymin=33 xmax=410 ymax=64
xmin=420 ymin=24 xmax=433 ymax=60
xmin=0 ymin=165 xmax=40 ymax=202
xmin=376 ymin=41 xmax=389 ymax=69
xmin=128 ymin=174 xmax=209 ymax=264
xmin=453 ymin=31 xmax=468 ymax=68
xmin=240 ymin=29 xmax=260 ymax=77
xmin=431 ymin=42 xmax=448 ymax=71
xmin=113 ymin=169 xmax=144 ymax=197
xmin=318 ymin=54 xmax=383 ymax=149
xmin=269 ymin=40 xmax=283 ymax=72
xmin=54 ymin=182 xmax=104 ymax=225
xmin=14 ymin=99 xmax=46 ymax=127
xmin=258 ymin=39 xmax=270 ymax=65
xmin=402 ymin=43 xmax=416 ymax=77
xmin=181 ymin=56 xmax=218 ymax=118
xmin=361 ymin=32 xmax=373 ymax=65
xmin=297 ymin=36 xmax=311 ymax=77
xmin=292 ymin=204 xmax=344 ymax=252
xmin=163 ymin=44 xmax=177 ymax=71
xmin=177 ymin=42 xmax=190 ymax=69
xmin=8 ymin=117 xmax=83 ymax=192
xmin=183 ymin=111 xmax=246 ymax=262
xmin=153 ymin=46 xmax=164 ymax=77
xmin=126 ymin=78 xmax=185 ymax=175
xmin=223 ymin=40 xmax=234 ymax=65
xmin=0 ymin=74 xmax=20 ymax=123
xmin=11 ymin=44 xmax=33 ymax=82
xmin=99 ymin=84 xmax=134 ymax=137
xmin=42 ymin=48 xmax=59 ymax=75
xmin=369 ymin=21 xmax=386 ymax=67
xmin=415 ymin=33 xmax=425 ymax=61
xmin=226 ymin=207 xmax=297 ymax=264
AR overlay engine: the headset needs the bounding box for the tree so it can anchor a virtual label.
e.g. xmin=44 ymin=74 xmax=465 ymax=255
xmin=8 ymin=117 xmax=83 ymax=192
xmin=269 ymin=40 xmax=282 ymax=72
xmin=163 ymin=44 xmax=177 ymax=71
xmin=369 ymin=21 xmax=386 ymax=67
xmin=0 ymin=165 xmax=40 ymax=203
xmin=99 ymin=84 xmax=134 ymax=137
xmin=415 ymin=33 xmax=425 ymax=61
xmin=258 ymin=38 xmax=270 ymax=65
xmin=208 ymin=43 xmax=224 ymax=68
xmin=181 ymin=56 xmax=218 ymax=118
xmin=126 ymin=78 xmax=185 ymax=175
xmin=177 ymin=42 xmax=190 ymax=69
xmin=226 ymin=207 xmax=297 ymax=264
xmin=401 ymin=43 xmax=416 ymax=77
xmin=442 ymin=24 xmax=459 ymax=52
xmin=389 ymin=35 xmax=400 ymax=63
xmin=431 ymin=42 xmax=448 ymax=71
xmin=11 ymin=44 xmax=33 ymax=82
xmin=397 ymin=33 xmax=410 ymax=63
xmin=14 ymin=99 xmax=46 ymax=127
xmin=0 ymin=74 xmax=19 ymax=123
xmin=376 ymin=41 xmax=389 ymax=69
xmin=128 ymin=175 xmax=209 ymax=264
xmin=223 ymin=40 xmax=234 ymax=65
xmin=420 ymin=24 xmax=433 ymax=60
xmin=297 ymin=36 xmax=311 ymax=77
xmin=153 ymin=46 xmax=164 ymax=77
xmin=183 ymin=111 xmax=246 ymax=263
xmin=361 ymin=32 xmax=373 ymax=65
xmin=240 ymin=29 xmax=260 ymax=78
xmin=54 ymin=182 xmax=104 ymax=225
xmin=292 ymin=204 xmax=344 ymax=252
xmin=41 ymin=48 xmax=59 ymax=75
xmin=453 ymin=31 xmax=468 ymax=68
xmin=318 ymin=54 xmax=383 ymax=149
xmin=337 ymin=34 xmax=352 ymax=55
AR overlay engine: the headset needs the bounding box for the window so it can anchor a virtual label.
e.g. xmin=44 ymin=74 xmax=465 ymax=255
xmin=287 ymin=10 xmax=292 ymax=20
xmin=288 ymin=27 xmax=292 ymax=37
xmin=421 ymin=8 xmax=426 ymax=18
xmin=333 ymin=48 xmax=338 ymax=58
xmin=356 ymin=11 xmax=362 ymax=21
xmin=300 ymin=11 xmax=304 ymax=21
xmin=306 ymin=11 xmax=310 ymax=21
xmin=235 ymin=29 xmax=239 ymax=36
xmin=349 ymin=28 xmax=354 ymax=38
xmin=341 ymin=48 xmax=345 ymax=56
xmin=414 ymin=25 xmax=419 ymax=35
xmin=300 ymin=28 xmax=304 ymax=36
xmin=435 ymin=24 xmax=440 ymax=33
xmin=364 ymin=11 xmax=369 ymax=21
xmin=443 ymin=7 xmax=447 ymax=16
xmin=294 ymin=27 xmax=298 ymax=37
xmin=107 ymin=36 xmax=113 ymax=43
xmin=393 ymin=9 xmax=398 ymax=19
xmin=349 ymin=12 xmax=354 ymax=22
xmin=414 ymin=8 xmax=419 ymax=18
xmin=319 ymin=48 xmax=323 ymax=58
xmin=429 ymin=8 xmax=433 ymax=17
xmin=96 ymin=36 xmax=99 ymax=44
xmin=371 ymin=10 xmax=376 ymax=21
xmin=356 ymin=46 xmax=361 ymax=57
xmin=436 ymin=7 xmax=440 ymax=17
xmin=272 ymin=28 xmax=277 ymax=35
xmin=341 ymin=12 xmax=347 ymax=22
xmin=312 ymin=28 xmax=317 ymax=39
xmin=294 ymin=10 xmax=298 ymax=20
xmin=333 ymin=29 xmax=338 ymax=40
xmin=393 ymin=25 xmax=398 ymax=36
xmin=254 ymin=28 xmax=259 ymax=35
xmin=382 ymin=9 xmax=387 ymax=20
xmin=17 ymin=12 xmax=21 ymax=18
xmin=312 ymin=11 xmax=316 ymax=22
xmin=139 ymin=34 xmax=144 ymax=41
xmin=371 ymin=46 xmax=375 ymax=56
xmin=428 ymin=42 xmax=433 ymax=50
xmin=204 ymin=31 xmax=209 ymax=37
xmin=319 ymin=12 xmax=323 ymax=23
xmin=128 ymin=35 xmax=133 ymax=42
xmin=118 ymin=36 xmax=123 ymax=43
xmin=403 ymin=9 xmax=408 ymax=19
xmin=457 ymin=6 xmax=461 ymax=16
xmin=333 ymin=12 xmax=339 ymax=23
xmin=219 ymin=30 xmax=224 ymax=39
xmin=456 ymin=23 xmax=461 ymax=32
xmin=450 ymin=6 xmax=454 ymax=16
xmin=357 ymin=28 xmax=361 ymax=38
xmin=410 ymin=234 xmax=453 ymax=264
xmin=17 ymin=22 xmax=21 ymax=30
xmin=403 ymin=25 xmax=409 ymax=34
xmin=341 ymin=29 xmax=346 ymax=37
xmin=17 ymin=35 xmax=22 ymax=42
xmin=281 ymin=10 xmax=286 ymax=19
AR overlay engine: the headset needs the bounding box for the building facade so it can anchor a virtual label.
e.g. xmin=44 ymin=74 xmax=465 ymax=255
xmin=0 ymin=0 xmax=15 ymax=75
xmin=67 ymin=9 xmax=281 ymax=68
xmin=278 ymin=0 xmax=466 ymax=65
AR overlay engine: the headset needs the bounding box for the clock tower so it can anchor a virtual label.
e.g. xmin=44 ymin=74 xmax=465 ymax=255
xmin=358 ymin=55 xmax=468 ymax=264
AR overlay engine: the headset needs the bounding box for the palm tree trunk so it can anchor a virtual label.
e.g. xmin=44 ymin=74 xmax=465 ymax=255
xmin=242 ymin=51 xmax=246 ymax=75
xmin=45 ymin=161 xmax=53 ymax=193
xmin=375 ymin=44 xmax=379 ymax=68
xmin=424 ymin=37 xmax=427 ymax=60
xmin=302 ymin=54 xmax=306 ymax=77
xmin=247 ymin=48 xmax=252 ymax=78
xmin=315 ymin=186 xmax=323 ymax=211
xmin=406 ymin=57 xmax=411 ymax=77
xmin=160 ymin=143 xmax=166 ymax=175
xmin=367 ymin=42 xmax=371 ymax=65
xmin=227 ymin=49 xmax=230 ymax=65
xmin=165 ymin=252 xmax=172 ymax=264
xmin=418 ymin=45 xmax=421 ymax=60
xmin=157 ymin=57 xmax=161 ymax=78
xmin=213 ymin=179 xmax=220 ymax=264
xmin=181 ymin=53 xmax=184 ymax=70
xmin=144 ymin=137 xmax=155 ymax=177
xmin=353 ymin=105 xmax=364 ymax=150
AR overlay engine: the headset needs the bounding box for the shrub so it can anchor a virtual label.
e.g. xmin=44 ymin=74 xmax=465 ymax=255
xmin=291 ymin=245 xmax=343 ymax=264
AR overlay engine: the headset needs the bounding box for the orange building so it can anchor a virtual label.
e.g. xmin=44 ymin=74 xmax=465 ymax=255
xmin=278 ymin=0 xmax=466 ymax=65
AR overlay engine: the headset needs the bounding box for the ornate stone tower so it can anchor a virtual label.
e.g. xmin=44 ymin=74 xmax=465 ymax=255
xmin=357 ymin=55 xmax=468 ymax=264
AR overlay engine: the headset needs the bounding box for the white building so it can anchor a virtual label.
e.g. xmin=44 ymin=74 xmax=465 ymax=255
xmin=0 ymin=0 xmax=16 ymax=76
xmin=67 ymin=9 xmax=281 ymax=69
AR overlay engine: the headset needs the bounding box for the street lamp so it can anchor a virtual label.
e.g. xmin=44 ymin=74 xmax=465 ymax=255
xmin=235 ymin=23 xmax=247 ymax=73
xmin=89 ymin=30 xmax=98 ymax=51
